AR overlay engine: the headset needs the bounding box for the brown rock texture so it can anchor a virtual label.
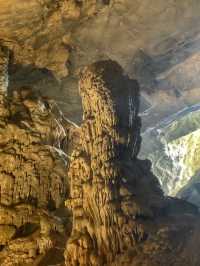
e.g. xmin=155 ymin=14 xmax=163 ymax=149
xmin=1 ymin=1 xmax=200 ymax=264
xmin=0 ymin=0 xmax=105 ymax=80
xmin=0 ymin=46 xmax=75 ymax=265
xmin=65 ymin=60 xmax=200 ymax=266
xmin=1 ymin=43 xmax=200 ymax=265
xmin=1 ymin=0 xmax=200 ymax=127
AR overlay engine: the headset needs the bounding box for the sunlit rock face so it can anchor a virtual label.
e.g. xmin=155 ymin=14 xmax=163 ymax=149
xmin=64 ymin=60 xmax=200 ymax=266
xmin=140 ymin=107 xmax=200 ymax=206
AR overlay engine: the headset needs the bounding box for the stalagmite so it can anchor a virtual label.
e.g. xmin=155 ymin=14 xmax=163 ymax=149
xmin=65 ymin=60 xmax=200 ymax=266
xmin=65 ymin=60 xmax=164 ymax=265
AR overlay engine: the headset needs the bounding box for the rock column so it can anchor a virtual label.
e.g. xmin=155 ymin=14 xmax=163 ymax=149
xmin=65 ymin=60 xmax=163 ymax=266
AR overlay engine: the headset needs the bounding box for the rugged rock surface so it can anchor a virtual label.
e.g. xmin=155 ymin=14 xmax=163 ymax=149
xmin=1 ymin=0 xmax=200 ymax=125
xmin=0 ymin=45 xmax=74 ymax=265
xmin=0 ymin=1 xmax=200 ymax=265
xmin=0 ymin=0 xmax=106 ymax=80
xmin=65 ymin=60 xmax=163 ymax=265
xmin=64 ymin=60 xmax=200 ymax=266
xmin=0 ymin=46 xmax=200 ymax=265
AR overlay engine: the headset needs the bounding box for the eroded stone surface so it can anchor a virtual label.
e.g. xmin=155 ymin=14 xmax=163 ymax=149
xmin=65 ymin=60 xmax=157 ymax=265
xmin=0 ymin=0 xmax=106 ymax=80
xmin=0 ymin=54 xmax=72 ymax=264
xmin=65 ymin=61 xmax=198 ymax=266
xmin=65 ymin=60 xmax=200 ymax=266
xmin=1 ymin=40 xmax=200 ymax=265
xmin=1 ymin=0 xmax=200 ymax=130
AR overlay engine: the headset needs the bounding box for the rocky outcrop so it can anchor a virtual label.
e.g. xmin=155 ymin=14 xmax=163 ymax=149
xmin=0 ymin=46 xmax=75 ymax=265
xmin=64 ymin=60 xmax=200 ymax=266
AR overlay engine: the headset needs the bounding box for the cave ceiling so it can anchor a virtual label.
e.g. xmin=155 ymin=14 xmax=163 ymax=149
xmin=1 ymin=0 xmax=200 ymax=128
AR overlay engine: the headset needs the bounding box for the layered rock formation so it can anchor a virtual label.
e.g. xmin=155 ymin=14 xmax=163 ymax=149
xmin=64 ymin=60 xmax=200 ymax=266
xmin=0 ymin=45 xmax=73 ymax=266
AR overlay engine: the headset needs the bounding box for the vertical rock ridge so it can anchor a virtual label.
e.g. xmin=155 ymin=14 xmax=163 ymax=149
xmin=65 ymin=60 xmax=164 ymax=266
